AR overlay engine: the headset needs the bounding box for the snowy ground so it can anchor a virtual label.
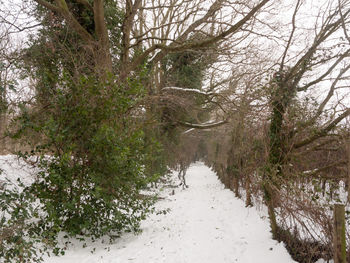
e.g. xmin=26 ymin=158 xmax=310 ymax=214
xmin=36 ymin=162 xmax=296 ymax=263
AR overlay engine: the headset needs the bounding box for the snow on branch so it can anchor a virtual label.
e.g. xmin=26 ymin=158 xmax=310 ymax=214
xmin=182 ymin=128 xmax=195 ymax=134
xmin=301 ymin=160 xmax=347 ymax=179
xmin=162 ymin=87 xmax=217 ymax=96
xmin=178 ymin=119 xmax=228 ymax=129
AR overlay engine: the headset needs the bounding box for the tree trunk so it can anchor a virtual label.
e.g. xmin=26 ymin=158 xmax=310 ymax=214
xmin=333 ymin=204 xmax=346 ymax=263
xmin=267 ymin=201 xmax=278 ymax=239
xmin=0 ymin=113 xmax=5 ymax=154
xmin=233 ymin=174 xmax=240 ymax=198
xmin=263 ymin=181 xmax=278 ymax=239
xmin=347 ymin=136 xmax=350 ymax=202
xmin=264 ymin=71 xmax=296 ymax=239
xmin=245 ymin=175 xmax=252 ymax=207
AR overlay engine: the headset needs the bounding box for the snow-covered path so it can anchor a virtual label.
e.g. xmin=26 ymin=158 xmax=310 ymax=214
xmin=44 ymin=162 xmax=296 ymax=263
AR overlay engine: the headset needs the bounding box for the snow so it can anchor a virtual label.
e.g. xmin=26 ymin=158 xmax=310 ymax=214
xmin=0 ymin=155 xmax=37 ymax=189
xmin=162 ymin=87 xmax=216 ymax=96
xmin=182 ymin=128 xmax=195 ymax=134
xmin=180 ymin=120 xmax=228 ymax=129
xmin=36 ymin=162 xmax=296 ymax=263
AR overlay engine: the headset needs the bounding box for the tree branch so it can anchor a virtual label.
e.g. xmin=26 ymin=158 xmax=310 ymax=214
xmin=34 ymin=0 xmax=60 ymax=12
xmin=155 ymin=0 xmax=270 ymax=53
xmin=294 ymin=108 xmax=350 ymax=149
xmin=280 ymin=0 xmax=301 ymax=71
xmin=162 ymin=87 xmax=217 ymax=96
xmin=121 ymin=0 xmax=142 ymax=67
xmin=54 ymin=0 xmax=94 ymax=42
xmin=177 ymin=119 xmax=228 ymax=129
xmin=76 ymin=0 xmax=93 ymax=12
xmin=131 ymin=0 xmax=269 ymax=72
xmin=338 ymin=0 xmax=350 ymax=44
xmin=93 ymin=0 xmax=112 ymax=72
xmin=35 ymin=0 xmax=95 ymax=42
xmin=301 ymin=160 xmax=347 ymax=179
xmin=297 ymin=50 xmax=350 ymax=92
xmin=286 ymin=9 xmax=350 ymax=85
xmin=299 ymin=64 xmax=350 ymax=131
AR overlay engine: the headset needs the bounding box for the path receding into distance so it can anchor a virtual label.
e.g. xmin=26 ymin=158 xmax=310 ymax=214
xmin=44 ymin=162 xmax=296 ymax=263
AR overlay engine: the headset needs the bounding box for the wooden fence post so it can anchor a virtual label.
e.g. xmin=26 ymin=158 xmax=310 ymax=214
xmin=334 ymin=204 xmax=346 ymax=263
xmin=347 ymin=135 xmax=350 ymax=202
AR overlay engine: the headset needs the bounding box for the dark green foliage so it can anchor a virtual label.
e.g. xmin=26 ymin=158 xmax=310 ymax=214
xmin=159 ymin=34 xmax=216 ymax=128
xmin=263 ymin=69 xmax=298 ymax=239
xmin=0 ymin=4 xmax=166 ymax=261
xmin=162 ymin=32 xmax=216 ymax=91
xmin=0 ymin=181 xmax=44 ymax=263
xmin=267 ymin=69 xmax=297 ymax=175
xmin=2 ymin=74 xmax=159 ymax=262
xmin=164 ymin=50 xmax=206 ymax=90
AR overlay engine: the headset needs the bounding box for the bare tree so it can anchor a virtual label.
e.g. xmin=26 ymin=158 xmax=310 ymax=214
xmin=26 ymin=0 xmax=272 ymax=128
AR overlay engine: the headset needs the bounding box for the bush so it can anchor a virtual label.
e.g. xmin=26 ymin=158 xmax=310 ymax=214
xmin=1 ymin=73 xmax=160 ymax=262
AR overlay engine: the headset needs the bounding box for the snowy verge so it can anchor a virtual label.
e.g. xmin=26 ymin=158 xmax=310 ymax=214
xmin=30 ymin=161 xmax=296 ymax=263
